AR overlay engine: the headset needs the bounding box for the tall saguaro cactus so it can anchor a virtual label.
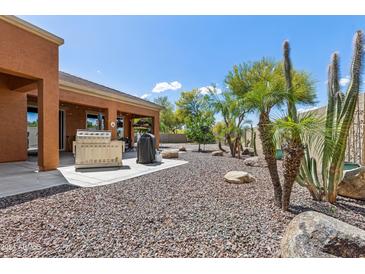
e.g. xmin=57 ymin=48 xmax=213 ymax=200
xmin=325 ymin=30 xmax=363 ymax=203
xmin=297 ymin=30 xmax=364 ymax=203
xmin=281 ymin=41 xmax=305 ymax=211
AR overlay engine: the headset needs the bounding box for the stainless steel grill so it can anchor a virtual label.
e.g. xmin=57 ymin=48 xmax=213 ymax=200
xmin=73 ymin=129 xmax=123 ymax=168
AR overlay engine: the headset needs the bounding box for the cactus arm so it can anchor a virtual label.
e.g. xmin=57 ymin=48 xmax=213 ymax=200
xmin=322 ymin=59 xmax=337 ymax=187
xmin=283 ymin=41 xmax=298 ymax=122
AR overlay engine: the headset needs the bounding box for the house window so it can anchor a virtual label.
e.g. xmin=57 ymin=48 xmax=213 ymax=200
xmin=86 ymin=113 xmax=105 ymax=130
xmin=117 ymin=117 xmax=124 ymax=139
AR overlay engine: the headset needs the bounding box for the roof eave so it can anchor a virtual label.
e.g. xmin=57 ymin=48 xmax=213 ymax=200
xmin=0 ymin=15 xmax=64 ymax=46
xmin=59 ymin=80 xmax=163 ymax=111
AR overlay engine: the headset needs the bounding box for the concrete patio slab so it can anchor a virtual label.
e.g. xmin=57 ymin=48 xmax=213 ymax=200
xmin=0 ymin=162 xmax=69 ymax=198
xmin=57 ymin=157 xmax=188 ymax=187
xmin=0 ymin=151 xmax=188 ymax=198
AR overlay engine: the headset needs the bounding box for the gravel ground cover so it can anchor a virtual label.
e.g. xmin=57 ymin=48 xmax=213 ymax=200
xmin=0 ymin=144 xmax=364 ymax=257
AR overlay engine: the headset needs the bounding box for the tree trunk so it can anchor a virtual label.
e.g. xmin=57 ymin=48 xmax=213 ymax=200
xmin=218 ymin=141 xmax=227 ymax=152
xmin=198 ymin=143 xmax=201 ymax=152
xmin=281 ymin=139 xmax=305 ymax=211
xmin=227 ymin=135 xmax=235 ymax=157
xmin=258 ymin=112 xmax=283 ymax=208
xmin=236 ymin=138 xmax=241 ymax=159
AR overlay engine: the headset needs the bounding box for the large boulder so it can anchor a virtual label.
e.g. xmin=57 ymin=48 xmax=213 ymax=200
xmin=338 ymin=166 xmax=365 ymax=200
xmin=211 ymin=150 xmax=223 ymax=156
xmin=281 ymin=211 xmax=365 ymax=258
xmin=224 ymin=171 xmax=255 ymax=184
xmin=161 ymin=149 xmax=179 ymax=159
xmin=243 ymin=156 xmax=266 ymax=167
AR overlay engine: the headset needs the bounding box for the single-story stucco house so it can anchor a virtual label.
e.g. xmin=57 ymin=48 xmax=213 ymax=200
xmin=0 ymin=16 xmax=162 ymax=171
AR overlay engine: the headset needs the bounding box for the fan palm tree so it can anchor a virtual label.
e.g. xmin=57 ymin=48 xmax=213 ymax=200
xmin=230 ymin=59 xmax=316 ymax=208
xmin=241 ymin=60 xmax=286 ymax=207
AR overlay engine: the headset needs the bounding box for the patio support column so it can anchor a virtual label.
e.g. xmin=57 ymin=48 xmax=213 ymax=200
xmin=152 ymin=115 xmax=160 ymax=148
xmin=130 ymin=118 xmax=135 ymax=147
xmin=123 ymin=115 xmax=130 ymax=139
xmin=123 ymin=115 xmax=134 ymax=147
xmin=37 ymin=78 xmax=59 ymax=171
xmin=106 ymin=105 xmax=118 ymax=140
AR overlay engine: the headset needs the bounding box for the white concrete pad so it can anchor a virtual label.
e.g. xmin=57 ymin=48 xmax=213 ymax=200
xmin=58 ymin=157 xmax=188 ymax=187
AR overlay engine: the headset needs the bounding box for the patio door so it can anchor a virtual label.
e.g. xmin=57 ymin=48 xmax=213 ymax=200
xmin=27 ymin=106 xmax=65 ymax=151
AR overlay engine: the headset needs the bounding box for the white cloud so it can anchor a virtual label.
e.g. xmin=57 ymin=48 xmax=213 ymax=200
xmin=339 ymin=76 xmax=350 ymax=86
xmin=298 ymin=106 xmax=319 ymax=113
xmin=140 ymin=93 xmax=150 ymax=99
xmin=198 ymin=85 xmax=222 ymax=95
xmin=96 ymin=69 xmax=102 ymax=74
xmin=152 ymin=81 xmax=182 ymax=93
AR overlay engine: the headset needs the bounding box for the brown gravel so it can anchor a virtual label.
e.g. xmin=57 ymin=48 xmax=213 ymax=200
xmin=0 ymin=146 xmax=364 ymax=257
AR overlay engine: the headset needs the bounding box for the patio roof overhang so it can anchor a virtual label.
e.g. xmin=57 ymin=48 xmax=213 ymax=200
xmin=59 ymin=79 xmax=163 ymax=112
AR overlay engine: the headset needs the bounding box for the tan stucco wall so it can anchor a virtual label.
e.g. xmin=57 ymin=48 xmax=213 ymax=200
xmin=0 ymin=77 xmax=27 ymax=163
xmin=0 ymin=18 xmax=60 ymax=170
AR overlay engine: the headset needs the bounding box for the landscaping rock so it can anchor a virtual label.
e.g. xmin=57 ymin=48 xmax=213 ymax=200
xmin=338 ymin=166 xmax=365 ymax=200
xmin=224 ymin=171 xmax=255 ymax=184
xmin=211 ymin=150 xmax=223 ymax=156
xmin=179 ymin=146 xmax=187 ymax=152
xmin=161 ymin=149 xmax=179 ymax=159
xmin=280 ymin=211 xmax=365 ymax=258
xmin=242 ymin=147 xmax=255 ymax=156
xmin=243 ymin=156 xmax=266 ymax=167
xmin=1 ymin=150 xmax=365 ymax=258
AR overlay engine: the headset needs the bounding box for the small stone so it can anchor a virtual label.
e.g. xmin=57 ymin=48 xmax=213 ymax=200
xmin=224 ymin=171 xmax=255 ymax=184
xmin=179 ymin=146 xmax=187 ymax=152
xmin=161 ymin=149 xmax=179 ymax=159
xmin=211 ymin=151 xmax=223 ymax=156
xmin=243 ymin=156 xmax=266 ymax=167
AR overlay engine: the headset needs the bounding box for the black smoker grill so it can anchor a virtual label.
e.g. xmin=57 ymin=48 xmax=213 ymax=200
xmin=136 ymin=133 xmax=156 ymax=164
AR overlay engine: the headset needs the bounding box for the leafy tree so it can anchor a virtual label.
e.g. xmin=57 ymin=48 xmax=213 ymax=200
xmin=176 ymin=90 xmax=215 ymax=151
xmin=228 ymin=58 xmax=315 ymax=208
xmin=208 ymin=88 xmax=250 ymax=157
xmin=213 ymin=121 xmax=227 ymax=152
xmin=154 ymin=96 xmax=183 ymax=133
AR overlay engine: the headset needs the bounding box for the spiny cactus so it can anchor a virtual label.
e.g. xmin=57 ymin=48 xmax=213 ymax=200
xmin=253 ymin=131 xmax=257 ymax=156
xmin=250 ymin=123 xmax=258 ymax=156
xmin=326 ymin=30 xmax=363 ymax=203
xmin=281 ymin=40 xmax=305 ymax=211
xmin=283 ymin=41 xmax=298 ymax=123
xmin=298 ymin=30 xmax=364 ymax=203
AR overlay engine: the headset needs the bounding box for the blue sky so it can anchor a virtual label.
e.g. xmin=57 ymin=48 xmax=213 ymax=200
xmin=22 ymin=16 xmax=365 ymax=123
